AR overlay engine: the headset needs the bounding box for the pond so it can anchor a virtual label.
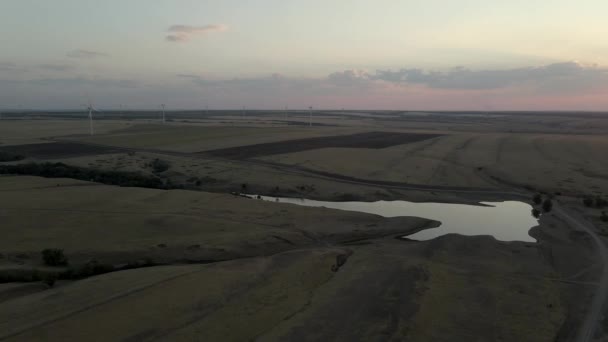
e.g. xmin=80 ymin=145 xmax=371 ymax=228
xmin=249 ymin=195 xmax=538 ymax=242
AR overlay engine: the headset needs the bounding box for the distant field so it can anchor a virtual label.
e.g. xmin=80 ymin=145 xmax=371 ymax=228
xmin=0 ymin=142 xmax=121 ymax=159
xmin=0 ymin=120 xmax=133 ymax=146
xmin=66 ymin=125 xmax=366 ymax=153
xmin=202 ymin=131 xmax=442 ymax=159
xmin=262 ymin=133 xmax=608 ymax=195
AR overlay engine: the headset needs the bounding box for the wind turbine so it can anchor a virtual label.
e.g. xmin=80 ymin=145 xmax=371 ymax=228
xmin=87 ymin=101 xmax=94 ymax=136
xmin=161 ymin=104 xmax=166 ymax=124
xmin=309 ymin=106 xmax=313 ymax=127
xmin=85 ymin=99 xmax=102 ymax=136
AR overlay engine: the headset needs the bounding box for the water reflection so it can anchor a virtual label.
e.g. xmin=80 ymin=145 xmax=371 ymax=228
xmin=250 ymin=195 xmax=538 ymax=242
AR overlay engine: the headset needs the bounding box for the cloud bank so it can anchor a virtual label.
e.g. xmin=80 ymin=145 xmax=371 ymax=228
xmin=1 ymin=62 xmax=607 ymax=110
xmin=179 ymin=62 xmax=608 ymax=94
xmin=372 ymin=62 xmax=608 ymax=91
xmin=67 ymin=49 xmax=108 ymax=59
xmin=166 ymin=24 xmax=228 ymax=42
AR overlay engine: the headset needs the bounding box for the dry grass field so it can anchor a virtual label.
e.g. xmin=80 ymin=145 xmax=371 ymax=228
xmin=0 ymin=234 xmax=568 ymax=342
xmin=0 ymin=119 xmax=133 ymax=146
xmin=0 ymin=175 xmax=434 ymax=266
xmin=0 ymin=111 xmax=607 ymax=341
xmin=262 ymin=132 xmax=608 ymax=196
xmin=66 ymin=124 xmax=366 ymax=153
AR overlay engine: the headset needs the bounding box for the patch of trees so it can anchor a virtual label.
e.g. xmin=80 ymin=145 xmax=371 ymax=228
xmin=601 ymin=212 xmax=608 ymax=222
xmin=542 ymin=199 xmax=553 ymax=212
xmin=0 ymin=151 xmax=24 ymax=162
xmin=0 ymin=162 xmax=173 ymax=189
xmin=41 ymin=248 xmax=68 ymax=266
xmin=0 ymin=255 xmax=158 ymax=284
xmin=531 ymin=193 xmax=553 ymax=216
xmin=583 ymin=196 xmax=608 ymax=209
xmin=148 ymin=158 xmax=170 ymax=173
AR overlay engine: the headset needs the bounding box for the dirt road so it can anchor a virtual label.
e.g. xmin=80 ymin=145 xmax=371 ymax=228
xmin=555 ymin=204 xmax=608 ymax=342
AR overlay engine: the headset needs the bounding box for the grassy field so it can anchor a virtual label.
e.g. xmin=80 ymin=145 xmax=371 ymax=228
xmin=66 ymin=124 xmax=367 ymax=153
xmin=0 ymin=235 xmax=568 ymax=341
xmin=262 ymin=132 xmax=608 ymax=196
xmin=0 ymin=175 xmax=434 ymax=267
xmin=1 ymin=112 xmax=607 ymax=341
xmin=0 ymin=120 xmax=134 ymax=146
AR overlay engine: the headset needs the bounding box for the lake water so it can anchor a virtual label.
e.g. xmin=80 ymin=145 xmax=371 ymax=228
xmin=250 ymin=195 xmax=538 ymax=242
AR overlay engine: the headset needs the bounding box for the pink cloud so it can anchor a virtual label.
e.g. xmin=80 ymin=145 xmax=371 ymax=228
xmin=165 ymin=24 xmax=228 ymax=42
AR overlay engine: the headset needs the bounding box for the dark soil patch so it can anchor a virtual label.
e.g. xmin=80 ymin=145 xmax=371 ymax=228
xmin=0 ymin=142 xmax=121 ymax=159
xmin=201 ymin=132 xmax=442 ymax=159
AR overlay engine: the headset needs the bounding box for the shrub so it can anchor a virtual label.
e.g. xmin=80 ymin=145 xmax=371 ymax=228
xmin=533 ymin=194 xmax=543 ymax=205
xmin=601 ymin=212 xmax=608 ymax=222
xmin=596 ymin=197 xmax=608 ymax=208
xmin=0 ymin=162 xmax=166 ymax=189
xmin=41 ymin=248 xmax=68 ymax=266
xmin=542 ymin=199 xmax=553 ymax=213
xmin=43 ymin=273 xmax=58 ymax=287
xmin=532 ymin=208 xmax=541 ymax=218
xmin=584 ymin=197 xmax=594 ymax=207
xmin=149 ymin=158 xmax=170 ymax=173
xmin=0 ymin=151 xmax=24 ymax=162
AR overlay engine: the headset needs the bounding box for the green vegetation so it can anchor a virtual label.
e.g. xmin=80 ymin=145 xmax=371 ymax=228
xmin=0 ymin=258 xmax=158 ymax=284
xmin=43 ymin=273 xmax=58 ymax=288
xmin=0 ymin=151 xmax=24 ymax=162
xmin=583 ymin=196 xmax=607 ymax=209
xmin=542 ymin=199 xmax=553 ymax=213
xmin=0 ymin=162 xmax=171 ymax=189
xmin=533 ymin=194 xmax=543 ymax=205
xmin=41 ymin=248 xmax=68 ymax=266
xmin=531 ymin=208 xmax=541 ymax=218
xmin=601 ymin=212 xmax=608 ymax=222
xmin=148 ymin=158 xmax=170 ymax=173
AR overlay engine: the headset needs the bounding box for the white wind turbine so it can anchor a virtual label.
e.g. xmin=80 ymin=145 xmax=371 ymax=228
xmin=85 ymin=100 xmax=101 ymax=136
xmin=308 ymin=106 xmax=313 ymax=127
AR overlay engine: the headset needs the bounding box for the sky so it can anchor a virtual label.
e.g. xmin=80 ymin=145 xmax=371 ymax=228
xmin=1 ymin=0 xmax=608 ymax=110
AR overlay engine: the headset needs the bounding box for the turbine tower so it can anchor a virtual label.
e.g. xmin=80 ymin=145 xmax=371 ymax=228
xmin=85 ymin=99 xmax=102 ymax=136
xmin=161 ymin=104 xmax=166 ymax=124
xmin=87 ymin=102 xmax=94 ymax=136
xmin=309 ymin=106 xmax=313 ymax=127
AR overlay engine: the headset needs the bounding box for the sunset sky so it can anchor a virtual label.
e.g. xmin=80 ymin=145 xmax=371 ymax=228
xmin=1 ymin=0 xmax=607 ymax=110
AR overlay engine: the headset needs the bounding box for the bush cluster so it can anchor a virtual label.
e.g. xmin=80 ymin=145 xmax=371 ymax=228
xmin=41 ymin=248 xmax=68 ymax=266
xmin=542 ymin=199 xmax=553 ymax=213
xmin=0 ymin=151 xmax=24 ymax=162
xmin=583 ymin=196 xmax=608 ymax=208
xmin=0 ymin=162 xmax=168 ymax=189
xmin=148 ymin=158 xmax=170 ymax=173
